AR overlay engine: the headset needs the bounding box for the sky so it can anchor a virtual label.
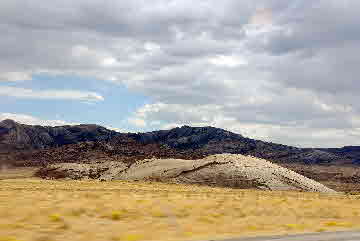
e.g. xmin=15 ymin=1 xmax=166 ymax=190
xmin=0 ymin=0 xmax=359 ymax=148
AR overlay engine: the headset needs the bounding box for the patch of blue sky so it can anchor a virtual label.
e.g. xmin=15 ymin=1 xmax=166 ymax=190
xmin=0 ymin=73 xmax=150 ymax=130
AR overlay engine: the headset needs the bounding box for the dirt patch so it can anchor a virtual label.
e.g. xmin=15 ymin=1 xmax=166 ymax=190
xmin=0 ymin=166 xmax=38 ymax=180
xmin=281 ymin=163 xmax=360 ymax=192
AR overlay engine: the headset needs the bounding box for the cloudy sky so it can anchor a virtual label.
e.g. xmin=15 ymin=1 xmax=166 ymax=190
xmin=1 ymin=0 xmax=359 ymax=147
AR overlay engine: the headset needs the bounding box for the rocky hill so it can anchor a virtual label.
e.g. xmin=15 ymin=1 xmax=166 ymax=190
xmin=2 ymin=119 xmax=360 ymax=192
xmin=0 ymin=119 xmax=356 ymax=165
xmin=0 ymin=119 xmax=118 ymax=151
xmin=36 ymin=154 xmax=336 ymax=193
xmin=128 ymin=126 xmax=345 ymax=164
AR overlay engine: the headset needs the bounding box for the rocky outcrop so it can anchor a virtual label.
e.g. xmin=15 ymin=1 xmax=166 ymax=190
xmin=35 ymin=161 xmax=129 ymax=180
xmin=0 ymin=119 xmax=118 ymax=151
xmin=36 ymin=154 xmax=336 ymax=193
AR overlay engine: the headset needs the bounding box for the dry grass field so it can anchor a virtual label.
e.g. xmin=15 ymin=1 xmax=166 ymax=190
xmin=1 ymin=168 xmax=360 ymax=241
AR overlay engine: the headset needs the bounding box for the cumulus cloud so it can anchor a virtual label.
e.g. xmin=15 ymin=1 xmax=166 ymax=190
xmin=0 ymin=86 xmax=104 ymax=102
xmin=130 ymin=101 xmax=360 ymax=147
xmin=0 ymin=113 xmax=75 ymax=126
xmin=0 ymin=113 xmax=131 ymax=133
xmin=1 ymin=0 xmax=360 ymax=146
xmin=249 ymin=7 xmax=273 ymax=26
xmin=128 ymin=118 xmax=147 ymax=128
xmin=0 ymin=72 xmax=32 ymax=82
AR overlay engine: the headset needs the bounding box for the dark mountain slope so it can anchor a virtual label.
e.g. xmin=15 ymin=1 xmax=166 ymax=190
xmin=0 ymin=119 xmax=119 ymax=151
xmin=318 ymin=146 xmax=360 ymax=164
xmin=128 ymin=125 xmax=344 ymax=164
xmin=0 ymin=119 xmax=354 ymax=165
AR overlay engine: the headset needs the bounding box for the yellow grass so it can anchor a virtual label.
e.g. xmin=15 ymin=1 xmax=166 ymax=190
xmin=1 ymin=168 xmax=360 ymax=241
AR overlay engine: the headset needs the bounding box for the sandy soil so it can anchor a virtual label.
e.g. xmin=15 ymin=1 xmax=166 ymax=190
xmin=1 ymin=168 xmax=360 ymax=241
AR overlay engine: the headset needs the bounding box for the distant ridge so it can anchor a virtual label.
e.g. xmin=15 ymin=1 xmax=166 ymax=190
xmin=1 ymin=119 xmax=360 ymax=165
xmin=0 ymin=119 xmax=118 ymax=151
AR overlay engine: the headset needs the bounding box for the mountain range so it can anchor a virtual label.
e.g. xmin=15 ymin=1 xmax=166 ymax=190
xmin=1 ymin=118 xmax=359 ymax=166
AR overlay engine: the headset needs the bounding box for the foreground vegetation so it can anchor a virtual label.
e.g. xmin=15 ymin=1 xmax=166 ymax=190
xmin=1 ymin=168 xmax=360 ymax=241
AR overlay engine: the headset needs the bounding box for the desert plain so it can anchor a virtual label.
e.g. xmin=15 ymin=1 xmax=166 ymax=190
xmin=1 ymin=168 xmax=360 ymax=241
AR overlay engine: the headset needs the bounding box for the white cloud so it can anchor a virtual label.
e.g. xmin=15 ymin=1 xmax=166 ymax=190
xmin=208 ymin=55 xmax=248 ymax=67
xmin=105 ymin=126 xmax=130 ymax=133
xmin=0 ymin=86 xmax=104 ymax=102
xmin=0 ymin=113 xmax=130 ymax=132
xmin=101 ymin=57 xmax=118 ymax=67
xmin=128 ymin=118 xmax=147 ymax=128
xmin=0 ymin=113 xmax=75 ymax=126
xmin=1 ymin=1 xmax=360 ymax=146
xmin=130 ymin=102 xmax=360 ymax=147
xmin=0 ymin=72 xmax=32 ymax=82
xmin=144 ymin=42 xmax=161 ymax=52
xmin=71 ymin=45 xmax=120 ymax=69
xmin=249 ymin=7 xmax=273 ymax=26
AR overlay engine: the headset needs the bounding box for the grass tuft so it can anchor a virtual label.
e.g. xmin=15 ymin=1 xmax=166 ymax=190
xmin=49 ymin=214 xmax=62 ymax=222
xmin=117 ymin=234 xmax=144 ymax=241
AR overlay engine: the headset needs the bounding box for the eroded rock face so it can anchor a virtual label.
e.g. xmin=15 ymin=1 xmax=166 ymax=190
xmin=36 ymin=161 xmax=129 ymax=180
xmin=37 ymin=154 xmax=336 ymax=193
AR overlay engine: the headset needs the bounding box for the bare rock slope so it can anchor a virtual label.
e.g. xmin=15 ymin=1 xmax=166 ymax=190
xmin=37 ymin=154 xmax=335 ymax=193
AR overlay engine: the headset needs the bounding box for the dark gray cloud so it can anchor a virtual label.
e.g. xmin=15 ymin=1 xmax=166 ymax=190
xmin=1 ymin=0 xmax=360 ymax=147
